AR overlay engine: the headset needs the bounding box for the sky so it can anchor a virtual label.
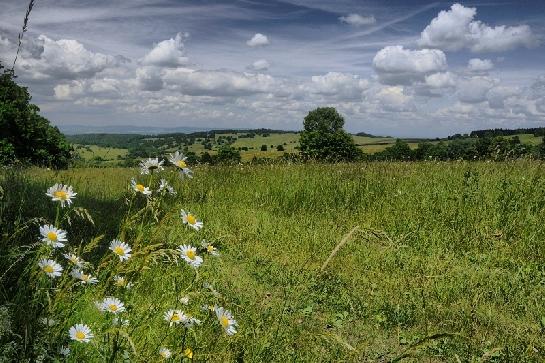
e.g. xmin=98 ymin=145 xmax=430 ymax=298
xmin=1 ymin=0 xmax=544 ymax=137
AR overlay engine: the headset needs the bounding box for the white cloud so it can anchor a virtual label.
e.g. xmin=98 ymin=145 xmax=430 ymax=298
xmin=425 ymin=72 xmax=456 ymax=89
xmin=246 ymin=33 xmax=270 ymax=47
xmin=456 ymin=76 xmax=496 ymax=103
xmin=54 ymin=81 xmax=85 ymax=100
xmin=135 ymin=66 xmax=164 ymax=91
xmin=18 ymin=35 xmax=117 ymax=80
xmin=373 ymin=45 xmax=447 ymax=85
xmin=247 ymin=59 xmax=270 ymax=71
xmin=467 ymin=58 xmax=494 ymax=72
xmin=339 ymin=13 xmax=376 ymax=27
xmin=418 ymin=3 xmax=538 ymax=52
xmin=305 ymin=72 xmax=368 ymax=100
xmin=371 ymin=85 xmax=415 ymax=112
xmin=141 ymin=33 xmax=189 ymax=67
xmin=487 ymin=85 xmax=520 ymax=108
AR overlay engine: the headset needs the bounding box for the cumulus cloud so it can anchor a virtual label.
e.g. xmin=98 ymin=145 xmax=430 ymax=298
xmin=247 ymin=59 xmax=270 ymax=71
xmin=17 ymin=35 xmax=117 ymax=80
xmin=425 ymin=72 xmax=456 ymax=89
xmin=418 ymin=3 xmax=538 ymax=52
xmin=141 ymin=32 xmax=189 ymax=67
xmin=135 ymin=66 xmax=164 ymax=91
xmin=304 ymin=72 xmax=368 ymax=100
xmin=339 ymin=13 xmax=376 ymax=27
xmin=373 ymin=45 xmax=447 ymax=85
xmin=486 ymin=85 xmax=520 ymax=108
xmin=456 ymin=76 xmax=496 ymax=103
xmin=467 ymin=58 xmax=494 ymax=72
xmin=246 ymin=33 xmax=269 ymax=47
xmin=371 ymin=86 xmax=415 ymax=112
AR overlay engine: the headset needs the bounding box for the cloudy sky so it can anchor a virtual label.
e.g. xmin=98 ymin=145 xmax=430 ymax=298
xmin=1 ymin=0 xmax=544 ymax=137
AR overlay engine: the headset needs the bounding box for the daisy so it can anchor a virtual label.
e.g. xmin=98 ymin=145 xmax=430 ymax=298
xmin=39 ymin=225 xmax=67 ymax=248
xmin=59 ymin=346 xmax=70 ymax=356
xmin=98 ymin=297 xmax=125 ymax=314
xmin=70 ymin=269 xmax=98 ymax=284
xmin=178 ymin=245 xmax=203 ymax=268
xmin=113 ymin=275 xmax=132 ymax=288
xmin=69 ymin=324 xmax=93 ymax=343
xmin=164 ymin=309 xmax=187 ymax=327
xmin=179 ymin=296 xmax=189 ymax=305
xmin=140 ymin=157 xmax=164 ymax=175
xmin=214 ymin=306 xmax=238 ymax=335
xmin=159 ymin=347 xmax=172 ymax=359
xmin=112 ymin=317 xmax=130 ymax=327
xmin=109 ymin=240 xmax=132 ymax=261
xmin=38 ymin=259 xmax=63 ymax=278
xmin=184 ymin=317 xmax=202 ymax=328
xmin=201 ymin=240 xmax=219 ymax=256
xmin=180 ymin=210 xmax=203 ymax=231
xmin=158 ymin=179 xmax=177 ymax=195
xmin=63 ymin=253 xmax=85 ymax=268
xmin=183 ymin=347 xmax=193 ymax=359
xmin=169 ymin=151 xmax=193 ymax=178
xmin=131 ymin=178 xmax=152 ymax=196
xmin=46 ymin=183 xmax=77 ymax=207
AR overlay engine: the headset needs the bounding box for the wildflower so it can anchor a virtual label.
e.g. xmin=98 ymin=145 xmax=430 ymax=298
xmin=98 ymin=297 xmax=125 ymax=314
xmin=39 ymin=317 xmax=56 ymax=326
xmin=114 ymin=275 xmax=132 ymax=288
xmin=179 ymin=245 xmax=203 ymax=268
xmin=109 ymin=240 xmax=132 ymax=261
xmin=63 ymin=253 xmax=85 ymax=268
xmin=140 ymin=157 xmax=164 ymax=175
xmin=59 ymin=346 xmax=70 ymax=356
xmin=180 ymin=210 xmax=203 ymax=231
xmin=184 ymin=317 xmax=202 ymax=328
xmin=164 ymin=309 xmax=187 ymax=326
xmin=38 ymin=259 xmax=63 ymax=278
xmin=179 ymin=296 xmax=189 ymax=305
xmin=158 ymin=179 xmax=177 ymax=195
xmin=131 ymin=178 xmax=152 ymax=196
xmin=69 ymin=324 xmax=93 ymax=343
xmin=46 ymin=184 xmax=76 ymax=207
xmin=169 ymin=151 xmax=193 ymax=178
xmin=71 ymin=269 xmax=98 ymax=284
xmin=183 ymin=347 xmax=193 ymax=359
xmin=39 ymin=225 xmax=67 ymax=248
xmin=201 ymin=240 xmax=219 ymax=256
xmin=159 ymin=347 xmax=172 ymax=359
xmin=113 ymin=317 xmax=130 ymax=327
xmin=214 ymin=306 xmax=238 ymax=335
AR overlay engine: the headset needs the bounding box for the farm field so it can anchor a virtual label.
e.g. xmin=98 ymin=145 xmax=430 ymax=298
xmin=3 ymin=161 xmax=545 ymax=361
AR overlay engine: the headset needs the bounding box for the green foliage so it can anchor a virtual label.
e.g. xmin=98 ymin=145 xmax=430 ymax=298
xmin=299 ymin=107 xmax=362 ymax=162
xmin=0 ymin=67 xmax=72 ymax=168
xmin=215 ymin=145 xmax=241 ymax=164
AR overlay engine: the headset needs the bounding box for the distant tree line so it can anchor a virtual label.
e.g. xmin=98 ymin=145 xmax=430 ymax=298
xmin=470 ymin=127 xmax=545 ymax=138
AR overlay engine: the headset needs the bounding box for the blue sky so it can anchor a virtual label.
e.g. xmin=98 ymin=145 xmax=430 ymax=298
xmin=1 ymin=0 xmax=544 ymax=137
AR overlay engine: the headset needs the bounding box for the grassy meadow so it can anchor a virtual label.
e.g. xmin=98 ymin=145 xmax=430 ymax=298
xmin=2 ymin=161 xmax=545 ymax=361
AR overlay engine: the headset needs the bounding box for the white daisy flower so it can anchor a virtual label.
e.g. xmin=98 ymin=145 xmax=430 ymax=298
xmin=109 ymin=240 xmax=132 ymax=261
xmin=201 ymin=240 xmax=219 ymax=256
xmin=46 ymin=184 xmax=77 ymax=207
xmin=131 ymin=178 xmax=152 ymax=196
xmin=112 ymin=317 xmax=130 ymax=327
xmin=59 ymin=346 xmax=70 ymax=356
xmin=69 ymin=324 xmax=93 ymax=343
xmin=39 ymin=224 xmax=67 ymax=248
xmin=178 ymin=244 xmax=203 ymax=268
xmin=184 ymin=316 xmax=202 ymax=328
xmin=158 ymin=179 xmax=177 ymax=195
xmin=179 ymin=296 xmax=189 ymax=305
xmin=140 ymin=158 xmax=164 ymax=175
xmin=180 ymin=210 xmax=203 ymax=231
xmin=63 ymin=253 xmax=85 ymax=268
xmin=98 ymin=297 xmax=125 ymax=314
xmin=214 ymin=306 xmax=238 ymax=336
xmin=159 ymin=347 xmax=172 ymax=359
xmin=39 ymin=317 xmax=56 ymax=326
xmin=113 ymin=275 xmax=132 ymax=288
xmin=70 ymin=269 xmax=98 ymax=284
xmin=38 ymin=259 xmax=63 ymax=278
xmin=169 ymin=151 xmax=193 ymax=178
xmin=163 ymin=309 xmax=187 ymax=327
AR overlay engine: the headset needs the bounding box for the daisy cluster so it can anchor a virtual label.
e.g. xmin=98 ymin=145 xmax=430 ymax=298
xmin=36 ymin=152 xmax=238 ymax=360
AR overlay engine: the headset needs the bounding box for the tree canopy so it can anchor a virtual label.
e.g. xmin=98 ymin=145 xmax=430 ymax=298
xmin=0 ymin=65 xmax=71 ymax=168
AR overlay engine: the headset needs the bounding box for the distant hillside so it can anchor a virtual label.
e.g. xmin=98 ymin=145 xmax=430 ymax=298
xmin=58 ymin=124 xmax=211 ymax=135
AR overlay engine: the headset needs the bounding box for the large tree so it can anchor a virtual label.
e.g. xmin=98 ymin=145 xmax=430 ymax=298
xmin=0 ymin=65 xmax=72 ymax=168
xmin=299 ymin=107 xmax=362 ymax=161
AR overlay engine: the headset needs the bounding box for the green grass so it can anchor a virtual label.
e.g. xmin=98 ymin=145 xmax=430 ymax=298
xmin=3 ymin=162 xmax=545 ymax=361
xmin=73 ymin=144 xmax=128 ymax=163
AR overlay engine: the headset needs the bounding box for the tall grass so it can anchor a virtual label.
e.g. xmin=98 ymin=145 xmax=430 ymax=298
xmin=2 ymin=161 xmax=545 ymax=361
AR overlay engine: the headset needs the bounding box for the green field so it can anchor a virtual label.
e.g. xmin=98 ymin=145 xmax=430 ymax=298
xmin=3 ymin=161 xmax=545 ymax=361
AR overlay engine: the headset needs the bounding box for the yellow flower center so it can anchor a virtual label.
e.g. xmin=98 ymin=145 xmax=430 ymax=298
xmin=47 ymin=231 xmax=58 ymax=241
xmin=160 ymin=351 xmax=169 ymax=358
xmin=69 ymin=256 xmax=78 ymax=263
xmin=176 ymin=160 xmax=187 ymax=168
xmin=171 ymin=313 xmax=180 ymax=321
xmin=44 ymin=265 xmax=54 ymax=273
xmin=207 ymin=245 xmax=214 ymax=253
xmin=183 ymin=348 xmax=193 ymax=359
xmin=75 ymin=331 xmax=86 ymax=340
xmin=109 ymin=304 xmax=118 ymax=312
xmin=116 ymin=278 xmax=125 ymax=286
xmin=53 ymin=190 xmax=68 ymax=200
xmin=136 ymin=184 xmax=145 ymax=192
xmin=186 ymin=249 xmax=196 ymax=260
xmin=114 ymin=246 xmax=125 ymax=256
xmin=186 ymin=214 xmax=196 ymax=225
xmin=81 ymin=274 xmax=89 ymax=281
xmin=220 ymin=315 xmax=229 ymax=328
